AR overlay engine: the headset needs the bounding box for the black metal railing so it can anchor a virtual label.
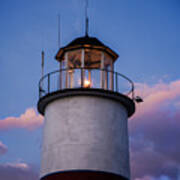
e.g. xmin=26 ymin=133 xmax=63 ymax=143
xmin=39 ymin=68 xmax=135 ymax=99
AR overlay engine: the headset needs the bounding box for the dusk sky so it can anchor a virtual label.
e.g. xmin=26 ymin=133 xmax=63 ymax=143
xmin=0 ymin=0 xmax=180 ymax=180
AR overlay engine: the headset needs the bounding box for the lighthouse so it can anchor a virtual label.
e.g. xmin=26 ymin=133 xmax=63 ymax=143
xmin=38 ymin=21 xmax=136 ymax=179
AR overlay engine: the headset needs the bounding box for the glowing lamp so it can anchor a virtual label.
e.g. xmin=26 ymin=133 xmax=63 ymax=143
xmin=84 ymin=79 xmax=91 ymax=88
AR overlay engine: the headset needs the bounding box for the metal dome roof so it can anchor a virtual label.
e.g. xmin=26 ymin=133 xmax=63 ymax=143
xmin=55 ymin=35 xmax=119 ymax=61
xmin=66 ymin=36 xmax=106 ymax=47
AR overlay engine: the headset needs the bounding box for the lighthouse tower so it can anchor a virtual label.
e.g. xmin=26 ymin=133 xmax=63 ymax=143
xmin=38 ymin=31 xmax=135 ymax=179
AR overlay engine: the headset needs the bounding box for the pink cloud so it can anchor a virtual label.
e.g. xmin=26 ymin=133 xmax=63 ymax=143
xmin=133 ymin=80 xmax=180 ymax=118
xmin=134 ymin=175 xmax=171 ymax=180
xmin=0 ymin=162 xmax=38 ymax=180
xmin=0 ymin=108 xmax=44 ymax=131
xmin=0 ymin=141 xmax=8 ymax=156
xmin=129 ymin=79 xmax=180 ymax=180
xmin=2 ymin=162 xmax=29 ymax=170
xmin=134 ymin=176 xmax=154 ymax=180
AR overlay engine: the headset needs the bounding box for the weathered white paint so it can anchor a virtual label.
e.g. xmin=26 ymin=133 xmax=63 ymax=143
xmin=40 ymin=95 xmax=130 ymax=179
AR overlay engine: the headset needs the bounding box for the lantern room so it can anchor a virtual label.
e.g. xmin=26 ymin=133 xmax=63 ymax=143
xmin=55 ymin=35 xmax=118 ymax=90
xmin=38 ymin=35 xmax=135 ymax=105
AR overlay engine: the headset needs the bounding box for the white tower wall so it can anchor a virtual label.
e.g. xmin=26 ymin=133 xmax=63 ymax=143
xmin=40 ymin=95 xmax=130 ymax=179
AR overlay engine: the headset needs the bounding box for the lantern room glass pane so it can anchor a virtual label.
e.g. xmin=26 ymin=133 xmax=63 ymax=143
xmin=104 ymin=52 xmax=113 ymax=69
xmin=68 ymin=49 xmax=82 ymax=68
xmin=84 ymin=49 xmax=102 ymax=68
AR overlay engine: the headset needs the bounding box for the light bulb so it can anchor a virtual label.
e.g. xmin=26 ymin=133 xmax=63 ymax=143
xmin=84 ymin=79 xmax=91 ymax=88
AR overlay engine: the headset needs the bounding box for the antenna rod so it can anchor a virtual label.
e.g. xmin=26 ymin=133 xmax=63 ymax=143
xmin=58 ymin=14 xmax=61 ymax=48
xmin=86 ymin=17 xmax=89 ymax=36
xmin=85 ymin=0 xmax=89 ymax=36
xmin=41 ymin=50 xmax=45 ymax=79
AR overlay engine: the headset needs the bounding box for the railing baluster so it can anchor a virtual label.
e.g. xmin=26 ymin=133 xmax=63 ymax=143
xmin=132 ymin=84 xmax=135 ymax=99
xmin=39 ymin=79 xmax=41 ymax=98
xmin=107 ymin=71 xmax=109 ymax=90
xmin=60 ymin=69 xmax=62 ymax=90
xmin=116 ymin=72 xmax=118 ymax=92
xmin=48 ymin=74 xmax=50 ymax=93
xmin=66 ymin=69 xmax=68 ymax=89
xmin=39 ymin=86 xmax=41 ymax=99
xmin=101 ymin=69 xmax=104 ymax=89
xmin=81 ymin=68 xmax=84 ymax=88
xmin=110 ymin=70 xmax=114 ymax=91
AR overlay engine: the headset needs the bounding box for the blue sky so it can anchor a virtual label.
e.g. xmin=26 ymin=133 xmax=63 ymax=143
xmin=0 ymin=0 xmax=180 ymax=180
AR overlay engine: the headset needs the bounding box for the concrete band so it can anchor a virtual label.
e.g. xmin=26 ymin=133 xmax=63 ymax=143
xmin=38 ymin=88 xmax=135 ymax=117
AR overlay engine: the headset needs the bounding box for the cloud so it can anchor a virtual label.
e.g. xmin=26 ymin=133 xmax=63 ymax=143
xmin=0 ymin=141 xmax=8 ymax=156
xmin=133 ymin=80 xmax=180 ymax=118
xmin=129 ymin=79 xmax=180 ymax=180
xmin=0 ymin=108 xmax=44 ymax=131
xmin=2 ymin=162 xmax=29 ymax=170
xmin=0 ymin=162 xmax=38 ymax=180
xmin=134 ymin=175 xmax=171 ymax=180
xmin=134 ymin=176 xmax=155 ymax=180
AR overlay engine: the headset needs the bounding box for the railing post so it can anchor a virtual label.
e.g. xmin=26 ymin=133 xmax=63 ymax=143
xmin=104 ymin=69 xmax=107 ymax=90
xmin=101 ymin=69 xmax=105 ymax=89
xmin=100 ymin=52 xmax=105 ymax=89
xmin=39 ymin=86 xmax=41 ymax=99
xmin=48 ymin=74 xmax=50 ymax=93
xmin=81 ymin=68 xmax=84 ymax=88
xmin=132 ymin=83 xmax=135 ymax=99
xmin=81 ymin=49 xmax=85 ymax=88
xmin=107 ymin=71 xmax=109 ymax=90
xmin=110 ymin=62 xmax=114 ymax=91
xmin=65 ymin=53 xmax=69 ymax=88
xmin=116 ymin=72 xmax=118 ymax=92
xmin=88 ymin=69 xmax=91 ymax=87
xmin=59 ymin=62 xmax=62 ymax=90
xmin=39 ymin=79 xmax=42 ymax=98
xmin=69 ymin=69 xmax=74 ymax=88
